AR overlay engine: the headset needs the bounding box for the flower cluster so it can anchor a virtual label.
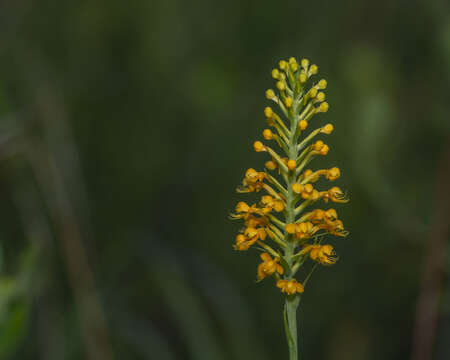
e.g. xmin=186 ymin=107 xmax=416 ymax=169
xmin=230 ymin=57 xmax=349 ymax=296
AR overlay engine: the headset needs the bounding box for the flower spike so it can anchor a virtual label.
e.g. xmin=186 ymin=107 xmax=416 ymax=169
xmin=230 ymin=56 xmax=350 ymax=360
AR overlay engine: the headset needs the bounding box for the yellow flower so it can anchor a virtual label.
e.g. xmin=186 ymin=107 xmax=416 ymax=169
xmin=236 ymin=169 xmax=265 ymax=193
xmin=230 ymin=202 xmax=261 ymax=221
xmin=277 ymin=279 xmax=304 ymax=295
xmin=246 ymin=168 xmax=263 ymax=182
xmin=297 ymin=222 xmax=316 ymax=239
xmin=244 ymin=214 xmax=269 ymax=229
xmin=303 ymin=244 xmax=338 ymax=265
xmin=234 ymin=227 xmax=267 ymax=251
xmin=245 ymin=226 xmax=266 ymax=240
xmin=321 ymin=186 xmax=348 ymax=203
xmin=257 ymin=253 xmax=284 ymax=280
xmin=232 ymin=202 xmax=252 ymax=219
xmin=325 ymin=208 xmax=338 ymax=221
xmin=302 ymin=208 xmax=348 ymax=237
xmin=300 ymin=183 xmax=319 ymax=200
xmin=260 ymin=195 xmax=285 ymax=213
xmin=285 ymin=222 xmax=318 ymax=240
xmin=326 ymin=167 xmax=340 ymax=180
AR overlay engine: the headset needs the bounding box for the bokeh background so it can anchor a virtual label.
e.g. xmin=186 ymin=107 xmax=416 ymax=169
xmin=0 ymin=0 xmax=449 ymax=359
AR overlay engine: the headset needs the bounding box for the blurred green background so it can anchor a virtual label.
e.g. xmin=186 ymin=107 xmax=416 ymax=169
xmin=0 ymin=0 xmax=449 ymax=359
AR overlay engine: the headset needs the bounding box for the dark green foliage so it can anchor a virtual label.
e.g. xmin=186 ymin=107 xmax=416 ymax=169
xmin=0 ymin=0 xmax=449 ymax=359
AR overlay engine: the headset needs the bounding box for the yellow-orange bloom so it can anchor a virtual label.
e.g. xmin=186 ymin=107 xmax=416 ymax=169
xmin=285 ymin=222 xmax=318 ymax=240
xmin=277 ymin=279 xmax=304 ymax=295
xmin=300 ymin=183 xmax=319 ymax=201
xmin=244 ymin=214 xmax=269 ymax=229
xmin=302 ymin=244 xmax=337 ymax=265
xmin=237 ymin=168 xmax=266 ymax=192
xmin=322 ymin=186 xmax=348 ymax=203
xmin=326 ymin=167 xmax=340 ymax=181
xmin=260 ymin=195 xmax=285 ymax=213
xmin=257 ymin=253 xmax=284 ymax=280
xmin=234 ymin=227 xmax=267 ymax=251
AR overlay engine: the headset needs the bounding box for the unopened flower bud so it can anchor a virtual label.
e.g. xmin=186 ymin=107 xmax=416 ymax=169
xmin=284 ymin=97 xmax=293 ymax=108
xmin=309 ymin=88 xmax=318 ymax=98
xmin=279 ymin=60 xmax=288 ymax=70
xmin=299 ymin=120 xmax=308 ymax=130
xmin=285 ymin=223 xmax=297 ymax=234
xmin=317 ymin=102 xmax=329 ymax=113
xmin=318 ymin=79 xmax=327 ymax=89
xmin=292 ymin=183 xmax=304 ymax=194
xmin=304 ymin=169 xmax=313 ymax=178
xmin=313 ymin=140 xmax=324 ymax=151
xmin=264 ymin=106 xmax=273 ymax=118
xmin=309 ymin=64 xmax=318 ymax=75
xmin=266 ymin=89 xmax=276 ymax=100
xmin=299 ymin=72 xmax=307 ymax=83
xmin=276 ymin=81 xmax=286 ymax=91
xmin=253 ymin=141 xmax=265 ymax=152
xmin=263 ymin=129 xmax=274 ymax=140
xmin=272 ymin=69 xmax=280 ymax=79
xmin=326 ymin=167 xmax=340 ymax=180
xmin=287 ymin=159 xmax=297 ymax=171
xmin=316 ymin=92 xmax=325 ymax=102
xmin=321 ymin=124 xmax=334 ymax=134
xmin=320 ymin=144 xmax=329 ymax=155
xmin=265 ymin=160 xmax=277 ymax=170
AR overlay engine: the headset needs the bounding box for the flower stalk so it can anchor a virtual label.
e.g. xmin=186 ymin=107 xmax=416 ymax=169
xmin=230 ymin=57 xmax=349 ymax=359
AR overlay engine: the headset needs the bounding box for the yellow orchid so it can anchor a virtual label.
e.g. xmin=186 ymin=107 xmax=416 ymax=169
xmin=229 ymin=56 xmax=350 ymax=360
xmin=257 ymin=253 xmax=284 ymax=280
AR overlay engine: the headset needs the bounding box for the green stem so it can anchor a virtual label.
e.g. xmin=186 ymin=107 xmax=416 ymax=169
xmin=284 ymin=295 xmax=300 ymax=360
xmin=281 ymin=91 xmax=302 ymax=360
